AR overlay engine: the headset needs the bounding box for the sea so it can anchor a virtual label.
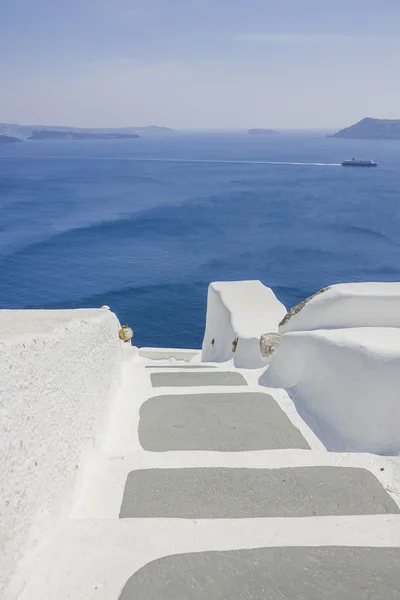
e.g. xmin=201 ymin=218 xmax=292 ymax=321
xmin=1 ymin=131 xmax=400 ymax=348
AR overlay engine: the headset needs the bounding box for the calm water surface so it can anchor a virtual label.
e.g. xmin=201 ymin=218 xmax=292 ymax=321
xmin=1 ymin=132 xmax=400 ymax=347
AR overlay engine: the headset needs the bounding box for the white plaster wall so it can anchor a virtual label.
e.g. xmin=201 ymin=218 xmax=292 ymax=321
xmin=261 ymin=327 xmax=400 ymax=454
xmin=280 ymin=282 xmax=400 ymax=333
xmin=201 ymin=281 xmax=286 ymax=368
xmin=0 ymin=309 xmax=123 ymax=598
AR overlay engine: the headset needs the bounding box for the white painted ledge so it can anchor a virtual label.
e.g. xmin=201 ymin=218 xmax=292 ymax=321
xmin=201 ymin=281 xmax=286 ymax=369
xmin=261 ymin=327 xmax=400 ymax=454
xmin=280 ymin=282 xmax=400 ymax=333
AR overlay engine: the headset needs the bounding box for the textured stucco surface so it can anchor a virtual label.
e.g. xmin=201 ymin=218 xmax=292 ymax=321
xmin=0 ymin=309 xmax=123 ymax=598
xmin=119 ymin=467 xmax=398 ymax=518
xmin=119 ymin=546 xmax=400 ymax=600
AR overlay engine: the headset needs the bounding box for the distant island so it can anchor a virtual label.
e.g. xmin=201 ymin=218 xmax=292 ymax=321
xmin=0 ymin=123 xmax=174 ymax=139
xmin=28 ymin=130 xmax=140 ymax=141
xmin=248 ymin=128 xmax=278 ymax=135
xmin=0 ymin=134 xmax=22 ymax=144
xmin=329 ymin=118 xmax=400 ymax=140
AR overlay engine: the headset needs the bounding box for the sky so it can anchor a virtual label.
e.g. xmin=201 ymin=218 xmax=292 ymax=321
xmin=1 ymin=0 xmax=400 ymax=129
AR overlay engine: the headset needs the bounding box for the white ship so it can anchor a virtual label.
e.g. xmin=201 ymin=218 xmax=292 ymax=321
xmin=341 ymin=158 xmax=378 ymax=167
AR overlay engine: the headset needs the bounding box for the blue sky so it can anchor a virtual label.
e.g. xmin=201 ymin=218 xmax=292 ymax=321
xmin=2 ymin=0 xmax=400 ymax=129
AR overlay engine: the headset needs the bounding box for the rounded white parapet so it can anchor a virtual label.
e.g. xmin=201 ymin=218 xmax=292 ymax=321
xmin=201 ymin=281 xmax=286 ymax=369
xmin=261 ymin=326 xmax=400 ymax=454
xmin=279 ymin=282 xmax=400 ymax=333
xmin=0 ymin=308 xmax=124 ymax=596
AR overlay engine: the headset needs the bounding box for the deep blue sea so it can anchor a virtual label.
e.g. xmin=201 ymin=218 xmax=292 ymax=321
xmin=1 ymin=132 xmax=400 ymax=348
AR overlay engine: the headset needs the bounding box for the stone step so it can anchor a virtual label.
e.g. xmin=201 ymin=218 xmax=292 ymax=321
xmin=119 ymin=466 xmax=399 ymax=519
xmin=145 ymin=365 xmax=216 ymax=369
xmin=150 ymin=371 xmax=247 ymax=388
xmin=20 ymin=517 xmax=400 ymax=600
xmin=138 ymin=348 xmax=200 ymax=361
xmin=139 ymin=392 xmax=310 ymax=451
xmin=73 ymin=450 xmax=393 ymax=520
xmin=119 ymin=546 xmax=400 ymax=600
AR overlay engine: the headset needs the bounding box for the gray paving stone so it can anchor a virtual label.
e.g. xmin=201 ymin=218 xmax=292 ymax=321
xmin=139 ymin=392 xmax=310 ymax=451
xmin=145 ymin=365 xmax=216 ymax=369
xmin=119 ymin=467 xmax=399 ymax=518
xmin=119 ymin=547 xmax=400 ymax=600
xmin=150 ymin=371 xmax=247 ymax=388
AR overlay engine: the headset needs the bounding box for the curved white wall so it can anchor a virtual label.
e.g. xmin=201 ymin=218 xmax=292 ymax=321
xmin=261 ymin=327 xmax=400 ymax=454
xmin=0 ymin=309 xmax=123 ymax=598
xmin=201 ymin=281 xmax=286 ymax=369
xmin=280 ymin=282 xmax=400 ymax=333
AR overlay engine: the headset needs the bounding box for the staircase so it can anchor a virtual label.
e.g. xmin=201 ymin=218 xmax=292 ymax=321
xmin=19 ymin=348 xmax=400 ymax=599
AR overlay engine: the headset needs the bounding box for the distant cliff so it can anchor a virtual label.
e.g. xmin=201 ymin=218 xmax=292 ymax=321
xmin=248 ymin=128 xmax=278 ymax=135
xmin=329 ymin=118 xmax=400 ymax=140
xmin=0 ymin=134 xmax=22 ymax=144
xmin=28 ymin=130 xmax=140 ymax=140
xmin=0 ymin=123 xmax=174 ymax=139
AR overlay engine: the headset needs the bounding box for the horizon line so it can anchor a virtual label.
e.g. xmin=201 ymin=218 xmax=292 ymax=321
xmin=1 ymin=123 xmax=341 ymax=133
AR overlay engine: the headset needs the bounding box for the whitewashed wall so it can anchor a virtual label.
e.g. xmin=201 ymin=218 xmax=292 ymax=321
xmin=280 ymin=282 xmax=400 ymax=333
xmin=261 ymin=327 xmax=400 ymax=454
xmin=202 ymin=281 xmax=286 ymax=368
xmin=0 ymin=309 xmax=123 ymax=598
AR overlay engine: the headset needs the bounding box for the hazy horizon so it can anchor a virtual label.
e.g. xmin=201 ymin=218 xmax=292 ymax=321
xmin=2 ymin=0 xmax=400 ymax=130
xmin=1 ymin=120 xmax=341 ymax=132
